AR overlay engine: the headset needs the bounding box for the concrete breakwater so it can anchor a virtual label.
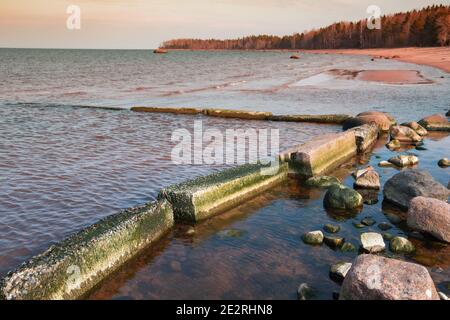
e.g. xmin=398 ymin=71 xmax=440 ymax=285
xmin=0 ymin=109 xmax=379 ymax=300
xmin=131 ymin=106 xmax=351 ymax=124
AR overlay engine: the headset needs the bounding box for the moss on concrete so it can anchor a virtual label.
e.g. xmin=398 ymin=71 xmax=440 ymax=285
xmin=0 ymin=200 xmax=174 ymax=300
xmin=202 ymin=109 xmax=272 ymax=120
xmin=269 ymin=114 xmax=351 ymax=124
xmin=159 ymin=162 xmax=288 ymax=222
xmin=131 ymin=106 xmax=203 ymax=114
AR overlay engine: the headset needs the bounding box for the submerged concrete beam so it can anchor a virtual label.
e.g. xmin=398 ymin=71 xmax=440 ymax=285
xmin=280 ymin=131 xmax=357 ymax=178
xmin=131 ymin=106 xmax=203 ymax=114
xmin=202 ymin=108 xmax=272 ymax=120
xmin=269 ymin=114 xmax=351 ymax=124
xmin=0 ymin=200 xmax=174 ymax=300
xmin=158 ymin=163 xmax=288 ymax=222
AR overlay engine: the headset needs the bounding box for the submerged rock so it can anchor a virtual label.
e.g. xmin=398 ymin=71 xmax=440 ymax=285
xmin=353 ymin=166 xmax=380 ymax=190
xmin=330 ymin=262 xmax=352 ymax=282
xmin=401 ymin=122 xmax=428 ymax=136
xmin=390 ymin=237 xmax=415 ymax=254
xmin=386 ymin=139 xmax=401 ymax=150
xmin=361 ymin=217 xmax=376 ymax=226
xmin=378 ymin=222 xmax=392 ymax=231
xmin=356 ymin=188 xmax=379 ymax=205
xmin=305 ymin=176 xmax=340 ymax=188
xmin=382 ymin=232 xmax=394 ymax=241
xmin=324 ymin=185 xmax=363 ymax=210
xmin=352 ymin=222 xmax=366 ymax=229
xmin=297 ymin=283 xmax=314 ymax=300
xmin=438 ymin=158 xmax=450 ymax=167
xmin=407 ymin=197 xmax=450 ymax=243
xmin=360 ymin=232 xmax=385 ymax=253
xmin=390 ymin=126 xmax=423 ymax=143
xmin=323 ymin=224 xmax=340 ymax=233
xmin=388 ymin=155 xmax=419 ymax=167
xmin=340 ymin=255 xmax=439 ymax=300
xmin=383 ymin=170 xmax=450 ymax=210
xmin=302 ymin=230 xmax=324 ymax=245
xmin=324 ymin=235 xmax=345 ymax=249
xmin=341 ymin=242 xmax=357 ymax=252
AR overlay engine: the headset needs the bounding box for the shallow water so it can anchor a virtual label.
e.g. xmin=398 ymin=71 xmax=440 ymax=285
xmin=87 ymin=134 xmax=450 ymax=300
xmin=1 ymin=49 xmax=449 ymax=297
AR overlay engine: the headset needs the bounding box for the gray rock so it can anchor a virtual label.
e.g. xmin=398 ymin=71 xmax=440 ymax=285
xmin=305 ymin=176 xmax=341 ymax=188
xmin=340 ymin=255 xmax=439 ymax=300
xmin=330 ymin=262 xmax=352 ymax=282
xmin=388 ymin=155 xmax=419 ymax=167
xmin=360 ymin=232 xmax=385 ymax=253
xmin=324 ymin=235 xmax=345 ymax=249
xmin=341 ymin=242 xmax=357 ymax=252
xmin=383 ymin=170 xmax=450 ymax=210
xmin=390 ymin=237 xmax=415 ymax=254
xmin=438 ymin=158 xmax=450 ymax=167
xmin=323 ymin=224 xmax=340 ymax=233
xmin=302 ymin=230 xmax=324 ymax=245
xmin=297 ymin=283 xmax=314 ymax=300
xmin=324 ymin=185 xmax=363 ymax=210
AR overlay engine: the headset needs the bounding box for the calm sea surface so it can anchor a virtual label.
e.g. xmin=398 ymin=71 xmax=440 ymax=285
xmin=0 ymin=49 xmax=449 ymax=299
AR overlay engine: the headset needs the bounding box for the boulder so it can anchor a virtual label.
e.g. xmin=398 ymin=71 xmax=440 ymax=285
xmin=357 ymin=111 xmax=396 ymax=125
xmin=360 ymin=232 xmax=385 ymax=253
xmin=418 ymin=113 xmax=448 ymax=128
xmin=324 ymin=185 xmax=363 ymax=210
xmin=386 ymin=139 xmax=401 ymax=150
xmin=390 ymin=126 xmax=423 ymax=144
xmin=382 ymin=232 xmax=394 ymax=241
xmin=383 ymin=170 xmax=450 ymax=210
xmin=401 ymin=122 xmax=428 ymax=136
xmin=349 ymin=124 xmax=379 ymax=153
xmin=353 ymin=166 xmax=380 ymax=190
xmin=330 ymin=262 xmax=352 ymax=282
xmin=324 ymin=235 xmax=345 ymax=248
xmin=407 ymin=197 xmax=450 ymax=243
xmin=323 ymin=224 xmax=340 ymax=233
xmin=305 ymin=176 xmax=340 ymax=188
xmin=302 ymin=230 xmax=324 ymax=245
xmin=390 ymin=236 xmax=415 ymax=253
xmin=438 ymin=158 xmax=450 ymax=167
xmin=341 ymin=242 xmax=357 ymax=252
xmin=297 ymin=283 xmax=314 ymax=300
xmin=343 ymin=113 xmax=392 ymax=132
xmin=388 ymin=155 xmax=419 ymax=167
xmin=340 ymin=255 xmax=439 ymax=300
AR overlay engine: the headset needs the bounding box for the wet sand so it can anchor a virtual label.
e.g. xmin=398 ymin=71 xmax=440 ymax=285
xmin=308 ymin=47 xmax=450 ymax=73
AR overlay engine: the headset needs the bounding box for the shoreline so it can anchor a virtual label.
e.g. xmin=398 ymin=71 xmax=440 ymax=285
xmin=304 ymin=47 xmax=450 ymax=74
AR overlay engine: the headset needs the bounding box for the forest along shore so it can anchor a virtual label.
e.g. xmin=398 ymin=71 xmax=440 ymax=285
xmin=306 ymin=47 xmax=450 ymax=74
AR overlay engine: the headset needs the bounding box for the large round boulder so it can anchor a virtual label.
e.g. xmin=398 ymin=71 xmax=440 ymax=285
xmin=390 ymin=125 xmax=423 ymax=143
xmin=340 ymin=255 xmax=439 ymax=300
xmin=407 ymin=196 xmax=450 ymax=243
xmin=324 ymin=185 xmax=363 ymax=210
xmin=357 ymin=111 xmax=396 ymax=125
xmin=344 ymin=112 xmax=393 ymax=132
xmin=383 ymin=170 xmax=450 ymax=210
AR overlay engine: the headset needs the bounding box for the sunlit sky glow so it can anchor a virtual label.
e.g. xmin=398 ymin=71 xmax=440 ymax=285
xmin=1 ymin=0 xmax=449 ymax=49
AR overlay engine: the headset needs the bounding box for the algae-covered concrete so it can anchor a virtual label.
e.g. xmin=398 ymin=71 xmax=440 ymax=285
xmin=0 ymin=200 xmax=174 ymax=300
xmin=280 ymin=131 xmax=357 ymax=178
xmin=269 ymin=114 xmax=351 ymax=124
xmin=202 ymin=108 xmax=272 ymax=120
xmin=158 ymin=162 xmax=288 ymax=222
xmin=131 ymin=106 xmax=203 ymax=114
xmin=349 ymin=124 xmax=379 ymax=153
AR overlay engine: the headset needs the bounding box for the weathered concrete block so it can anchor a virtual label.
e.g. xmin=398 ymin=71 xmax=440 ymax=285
xmin=202 ymin=108 xmax=272 ymax=120
xmin=159 ymin=163 xmax=288 ymax=222
xmin=269 ymin=114 xmax=351 ymax=124
xmin=280 ymin=131 xmax=357 ymax=178
xmin=0 ymin=200 xmax=174 ymax=300
xmin=131 ymin=106 xmax=202 ymax=114
xmin=349 ymin=124 xmax=379 ymax=153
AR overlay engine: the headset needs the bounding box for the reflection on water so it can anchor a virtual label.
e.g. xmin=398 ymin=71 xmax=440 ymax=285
xmin=0 ymin=105 xmax=339 ymax=277
xmin=87 ymin=133 xmax=450 ymax=300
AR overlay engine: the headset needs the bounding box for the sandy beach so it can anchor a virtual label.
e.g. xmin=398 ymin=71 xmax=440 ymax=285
xmin=307 ymin=47 xmax=450 ymax=74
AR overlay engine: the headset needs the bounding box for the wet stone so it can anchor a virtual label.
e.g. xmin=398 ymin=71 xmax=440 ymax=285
xmin=341 ymin=242 xmax=357 ymax=252
xmin=323 ymin=224 xmax=341 ymax=234
xmin=324 ymin=235 xmax=345 ymax=249
xmin=383 ymin=232 xmax=394 ymax=241
xmin=361 ymin=217 xmax=376 ymax=226
xmin=390 ymin=237 xmax=415 ymax=254
xmin=378 ymin=223 xmax=392 ymax=231
xmin=302 ymin=231 xmax=324 ymax=245
xmin=297 ymin=283 xmax=315 ymax=300
xmin=360 ymin=232 xmax=386 ymax=253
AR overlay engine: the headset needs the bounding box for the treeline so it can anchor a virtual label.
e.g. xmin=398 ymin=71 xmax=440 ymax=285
xmin=161 ymin=5 xmax=450 ymax=50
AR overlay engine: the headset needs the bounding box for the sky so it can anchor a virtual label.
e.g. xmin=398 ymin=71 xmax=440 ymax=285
xmin=1 ymin=0 xmax=449 ymax=49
